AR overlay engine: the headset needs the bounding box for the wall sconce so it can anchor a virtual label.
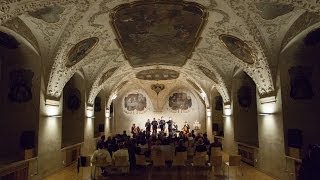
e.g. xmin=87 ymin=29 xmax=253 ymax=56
xmin=206 ymin=108 xmax=211 ymax=117
xmin=86 ymin=106 xmax=94 ymax=118
xmin=45 ymin=99 xmax=61 ymax=117
xmin=259 ymin=96 xmax=277 ymax=114
xmin=223 ymin=104 xmax=232 ymax=116
xmin=260 ymin=96 xmax=276 ymax=104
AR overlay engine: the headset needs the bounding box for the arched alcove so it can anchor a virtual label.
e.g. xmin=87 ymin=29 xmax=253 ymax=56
xmin=232 ymin=71 xmax=258 ymax=146
xmin=61 ymin=72 xmax=85 ymax=148
xmin=0 ymin=29 xmax=41 ymax=162
xmin=93 ymin=93 xmax=105 ymax=138
xmin=211 ymin=88 xmax=224 ymax=137
xmin=280 ymin=26 xmax=320 ymax=153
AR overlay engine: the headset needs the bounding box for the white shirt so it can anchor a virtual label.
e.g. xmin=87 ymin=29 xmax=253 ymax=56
xmin=91 ymin=149 xmax=112 ymax=167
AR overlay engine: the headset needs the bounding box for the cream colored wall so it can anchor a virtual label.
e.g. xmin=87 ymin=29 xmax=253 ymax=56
xmin=113 ymin=82 xmax=206 ymax=135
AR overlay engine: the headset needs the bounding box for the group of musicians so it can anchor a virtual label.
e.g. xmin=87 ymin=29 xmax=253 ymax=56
xmin=131 ymin=117 xmax=191 ymax=137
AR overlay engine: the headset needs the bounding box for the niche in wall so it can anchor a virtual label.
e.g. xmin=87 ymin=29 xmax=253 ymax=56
xmin=288 ymin=66 xmax=313 ymax=100
xmin=94 ymin=95 xmax=105 ymax=138
xmin=232 ymin=71 xmax=258 ymax=146
xmin=62 ymin=74 xmax=85 ymax=148
xmin=8 ymin=69 xmax=34 ymax=103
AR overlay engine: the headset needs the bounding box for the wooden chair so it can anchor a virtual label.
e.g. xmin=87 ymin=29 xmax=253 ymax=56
xmin=193 ymin=152 xmax=208 ymax=166
xmin=211 ymin=155 xmax=223 ymax=175
xmin=135 ymin=154 xmax=151 ymax=166
xmin=114 ymin=155 xmax=129 ymax=174
xmin=172 ymin=151 xmax=187 ymax=166
xmin=77 ymin=156 xmax=92 ymax=179
xmin=211 ymin=147 xmax=222 ymax=157
xmin=151 ymin=148 xmax=165 ymax=167
xmin=192 ymin=152 xmax=211 ymax=177
xmin=224 ymin=155 xmax=243 ymax=179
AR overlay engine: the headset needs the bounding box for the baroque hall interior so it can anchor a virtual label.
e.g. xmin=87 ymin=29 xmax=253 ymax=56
xmin=0 ymin=0 xmax=320 ymax=179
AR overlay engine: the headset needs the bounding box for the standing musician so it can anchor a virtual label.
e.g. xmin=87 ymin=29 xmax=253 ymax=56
xmin=159 ymin=116 xmax=166 ymax=132
xmin=145 ymin=119 xmax=151 ymax=135
xmin=151 ymin=118 xmax=158 ymax=134
xmin=166 ymin=117 xmax=173 ymax=134
xmin=131 ymin=124 xmax=137 ymax=137
xmin=182 ymin=121 xmax=190 ymax=134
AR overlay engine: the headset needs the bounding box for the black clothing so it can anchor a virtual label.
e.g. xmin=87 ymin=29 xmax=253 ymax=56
xmin=167 ymin=120 xmax=173 ymax=133
xmin=175 ymin=145 xmax=187 ymax=154
xmin=195 ymin=144 xmax=207 ymax=153
xmin=159 ymin=119 xmax=165 ymax=131
xmin=151 ymin=120 xmax=158 ymax=133
xmin=145 ymin=121 xmax=151 ymax=132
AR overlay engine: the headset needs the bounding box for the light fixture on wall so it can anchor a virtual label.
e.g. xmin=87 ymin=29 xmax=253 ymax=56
xmin=86 ymin=106 xmax=94 ymax=118
xmin=45 ymin=99 xmax=61 ymax=117
xmin=223 ymin=104 xmax=232 ymax=116
xmin=259 ymin=96 xmax=277 ymax=114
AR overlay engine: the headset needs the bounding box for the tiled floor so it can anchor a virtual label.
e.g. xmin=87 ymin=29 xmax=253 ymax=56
xmin=44 ymin=153 xmax=276 ymax=180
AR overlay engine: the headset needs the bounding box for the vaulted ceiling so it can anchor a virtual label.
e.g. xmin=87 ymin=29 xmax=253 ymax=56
xmin=1 ymin=0 xmax=320 ymax=106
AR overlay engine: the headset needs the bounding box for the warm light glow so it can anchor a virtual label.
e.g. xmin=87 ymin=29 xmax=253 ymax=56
xmin=224 ymin=108 xmax=232 ymax=116
xmin=224 ymin=116 xmax=232 ymax=130
xmin=206 ymin=108 xmax=211 ymax=117
xmin=261 ymin=114 xmax=277 ymax=135
xmin=45 ymin=104 xmax=60 ymax=116
xmin=105 ymin=109 xmax=110 ymax=118
xmin=86 ymin=106 xmax=94 ymax=117
xmin=45 ymin=117 xmax=59 ymax=137
xmin=260 ymin=101 xmax=276 ymax=114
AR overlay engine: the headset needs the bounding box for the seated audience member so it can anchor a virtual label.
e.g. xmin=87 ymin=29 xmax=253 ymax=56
xmin=191 ymin=130 xmax=196 ymax=139
xmin=113 ymin=143 xmax=129 ymax=163
xmin=96 ymin=135 xmax=105 ymax=150
xmin=195 ymin=138 xmax=207 ymax=153
xmin=203 ymin=133 xmax=210 ymax=146
xmin=91 ymin=143 xmax=112 ymax=176
xmin=175 ymin=139 xmax=187 ymax=154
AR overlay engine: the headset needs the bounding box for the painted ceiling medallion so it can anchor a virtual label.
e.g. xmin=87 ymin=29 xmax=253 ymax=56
xmin=151 ymin=83 xmax=165 ymax=95
xmin=219 ymin=34 xmax=255 ymax=64
xmin=99 ymin=67 xmax=118 ymax=85
xmin=136 ymin=69 xmax=179 ymax=80
xmin=111 ymin=1 xmax=207 ymax=67
xmin=29 ymin=5 xmax=65 ymax=23
xmin=198 ymin=65 xmax=218 ymax=83
xmin=255 ymin=2 xmax=294 ymax=20
xmin=0 ymin=31 xmax=19 ymax=49
xmin=66 ymin=37 xmax=99 ymax=67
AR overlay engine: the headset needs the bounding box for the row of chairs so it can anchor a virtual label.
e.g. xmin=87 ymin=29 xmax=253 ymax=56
xmin=79 ymin=147 xmax=242 ymax=179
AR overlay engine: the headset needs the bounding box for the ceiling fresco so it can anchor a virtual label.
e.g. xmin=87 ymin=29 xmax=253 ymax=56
xmin=29 ymin=5 xmax=65 ymax=23
xmin=2 ymin=0 xmax=318 ymax=103
xmin=198 ymin=65 xmax=218 ymax=83
xmin=67 ymin=37 xmax=99 ymax=67
xmin=111 ymin=1 xmax=207 ymax=67
xmin=255 ymin=2 xmax=294 ymax=20
xmin=219 ymin=34 xmax=255 ymax=64
xmin=99 ymin=67 xmax=118 ymax=85
xmin=136 ymin=69 xmax=179 ymax=81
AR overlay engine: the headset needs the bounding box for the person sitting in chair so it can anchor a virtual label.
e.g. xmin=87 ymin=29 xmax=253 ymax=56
xmin=91 ymin=143 xmax=112 ymax=177
xmin=175 ymin=139 xmax=187 ymax=155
